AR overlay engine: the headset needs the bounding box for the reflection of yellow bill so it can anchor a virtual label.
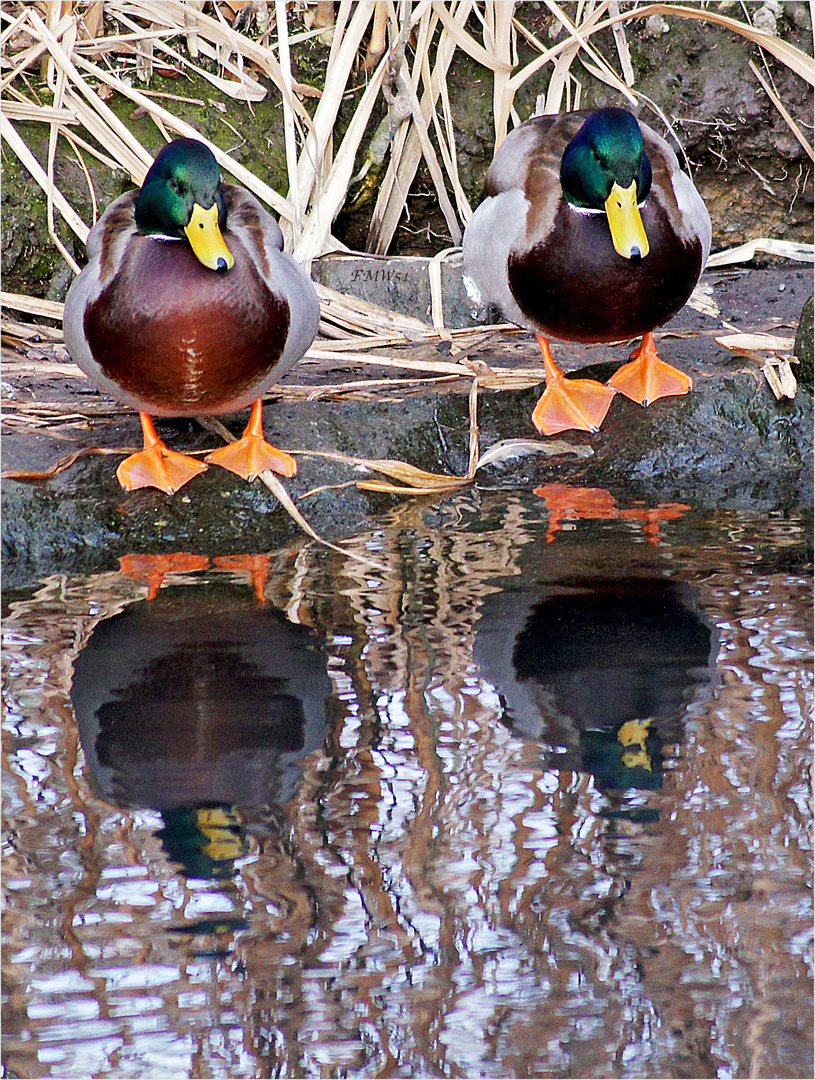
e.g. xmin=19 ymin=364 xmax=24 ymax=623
xmin=605 ymin=180 xmax=649 ymax=260
xmin=618 ymin=717 xmax=653 ymax=771
xmin=198 ymin=806 xmax=245 ymax=861
xmin=618 ymin=717 xmax=652 ymax=747
xmin=184 ymin=202 xmax=235 ymax=270
xmin=622 ymin=747 xmax=652 ymax=771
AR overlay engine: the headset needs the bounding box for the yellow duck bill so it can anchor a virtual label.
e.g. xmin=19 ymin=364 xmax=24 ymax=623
xmin=184 ymin=201 xmax=235 ymax=270
xmin=605 ymin=179 xmax=650 ymax=260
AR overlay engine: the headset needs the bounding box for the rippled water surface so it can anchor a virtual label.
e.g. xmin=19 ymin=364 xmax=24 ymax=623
xmin=3 ymin=489 xmax=812 ymax=1079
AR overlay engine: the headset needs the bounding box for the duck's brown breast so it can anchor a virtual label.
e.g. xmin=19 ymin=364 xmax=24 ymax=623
xmin=508 ymin=201 xmax=703 ymax=344
xmin=85 ymin=234 xmax=290 ymax=413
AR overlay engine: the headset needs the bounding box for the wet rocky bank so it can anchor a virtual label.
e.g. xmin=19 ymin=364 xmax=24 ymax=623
xmin=3 ymin=265 xmax=812 ymax=591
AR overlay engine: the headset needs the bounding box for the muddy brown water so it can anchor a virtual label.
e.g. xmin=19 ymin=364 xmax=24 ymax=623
xmin=3 ymin=488 xmax=811 ymax=1079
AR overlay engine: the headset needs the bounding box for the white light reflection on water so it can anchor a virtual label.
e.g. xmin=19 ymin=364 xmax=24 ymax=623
xmin=2 ymin=498 xmax=812 ymax=1079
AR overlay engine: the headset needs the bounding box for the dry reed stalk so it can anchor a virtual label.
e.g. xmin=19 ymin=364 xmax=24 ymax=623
xmin=430 ymin=25 xmax=471 ymax=222
xmin=1 ymin=292 xmax=66 ymax=320
xmin=362 ymin=0 xmax=389 ymax=71
xmin=486 ymin=1 xmax=516 ymax=146
xmin=293 ymin=2 xmax=379 ymax=221
xmin=364 ymin=1 xmax=436 ymax=252
xmin=607 ymin=0 xmax=634 ymax=87
xmin=535 ymin=1 xmax=636 ymax=113
xmin=391 ymin=36 xmax=462 ymax=245
xmin=293 ymin=48 xmax=391 ymax=264
xmin=273 ymin=0 xmax=302 ymax=243
xmin=367 ymin=0 xmax=474 ymax=253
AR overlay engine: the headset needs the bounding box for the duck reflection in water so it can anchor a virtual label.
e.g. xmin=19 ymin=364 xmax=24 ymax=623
xmin=71 ymin=577 xmax=332 ymax=880
xmin=475 ymin=576 xmax=717 ymax=797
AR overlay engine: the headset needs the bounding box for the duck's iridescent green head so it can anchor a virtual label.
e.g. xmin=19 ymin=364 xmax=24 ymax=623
xmin=560 ymin=108 xmax=652 ymax=260
xmin=135 ymin=138 xmax=234 ymax=271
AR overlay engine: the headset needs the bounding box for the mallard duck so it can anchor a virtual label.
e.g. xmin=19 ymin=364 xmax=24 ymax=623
xmin=462 ymin=107 xmax=711 ymax=434
xmin=63 ymin=138 xmax=320 ymax=494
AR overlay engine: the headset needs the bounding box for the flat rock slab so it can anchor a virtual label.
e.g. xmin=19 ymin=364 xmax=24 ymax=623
xmin=2 ymin=265 xmax=812 ymax=589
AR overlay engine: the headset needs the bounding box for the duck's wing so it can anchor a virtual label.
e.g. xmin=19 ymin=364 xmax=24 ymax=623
xmin=639 ymin=120 xmax=712 ymax=267
xmin=463 ymin=113 xmax=581 ymax=328
xmin=63 ymin=191 xmax=140 ymax=377
xmin=482 ymin=115 xmax=558 ymax=196
xmin=221 ymin=184 xmax=320 ymax=369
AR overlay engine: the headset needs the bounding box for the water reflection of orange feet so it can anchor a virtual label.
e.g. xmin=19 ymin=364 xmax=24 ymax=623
xmin=617 ymin=504 xmax=689 ymax=545
xmin=212 ymin=554 xmax=271 ymax=605
xmin=531 ymin=336 xmax=617 ymax=435
xmin=533 ymin=483 xmax=690 ymax=544
xmin=534 ymin=484 xmax=617 ymax=543
xmin=606 ymin=332 xmax=692 ymax=405
xmin=119 ymin=552 xmax=272 ymax=603
xmin=119 ymin=552 xmax=209 ymax=599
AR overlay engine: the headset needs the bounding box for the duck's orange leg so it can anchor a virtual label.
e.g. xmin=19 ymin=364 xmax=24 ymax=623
xmin=606 ymin=331 xmax=692 ymax=405
xmin=117 ymin=413 xmax=208 ymax=494
xmin=531 ymin=336 xmax=617 ymax=435
xmin=119 ymin=553 xmax=209 ymax=598
xmin=205 ymin=400 xmax=296 ymax=480
xmin=213 ymin=554 xmax=271 ymax=605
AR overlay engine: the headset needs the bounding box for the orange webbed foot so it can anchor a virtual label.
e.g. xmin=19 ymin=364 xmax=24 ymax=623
xmin=531 ymin=378 xmax=617 ymax=435
xmin=531 ymin=336 xmax=617 ymax=435
xmin=205 ymin=438 xmax=296 ymax=480
xmin=607 ymin=332 xmax=692 ymax=405
xmin=117 ymin=414 xmax=207 ymax=494
xmin=205 ymin=401 xmax=296 ymax=480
